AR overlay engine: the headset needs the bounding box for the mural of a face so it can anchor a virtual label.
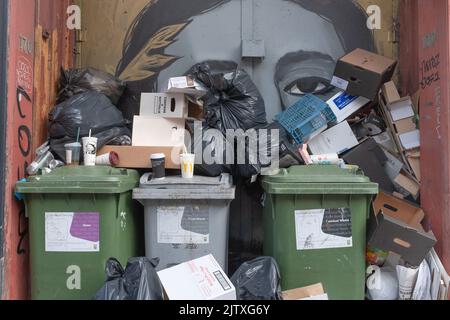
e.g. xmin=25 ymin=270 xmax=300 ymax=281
xmin=117 ymin=0 xmax=374 ymax=122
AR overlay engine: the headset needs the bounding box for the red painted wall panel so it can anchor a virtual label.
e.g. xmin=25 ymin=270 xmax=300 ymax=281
xmin=401 ymin=0 xmax=450 ymax=274
xmin=2 ymin=0 xmax=36 ymax=300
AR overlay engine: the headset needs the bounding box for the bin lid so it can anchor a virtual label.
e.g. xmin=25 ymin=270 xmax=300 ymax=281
xmin=15 ymin=166 xmax=140 ymax=194
xmin=262 ymin=165 xmax=378 ymax=195
xmin=133 ymin=173 xmax=235 ymax=200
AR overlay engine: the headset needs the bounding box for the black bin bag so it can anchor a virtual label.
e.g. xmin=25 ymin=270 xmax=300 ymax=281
xmin=57 ymin=67 xmax=125 ymax=105
xmin=230 ymin=257 xmax=283 ymax=300
xmin=189 ymin=61 xmax=268 ymax=134
xmin=49 ymin=91 xmax=131 ymax=160
xmin=94 ymin=257 xmax=163 ymax=300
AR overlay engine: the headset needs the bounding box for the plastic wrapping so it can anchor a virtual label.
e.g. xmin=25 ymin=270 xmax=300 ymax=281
xmin=94 ymin=257 xmax=164 ymax=301
xmin=58 ymin=68 xmax=125 ymax=105
xmin=49 ymin=92 xmax=131 ymax=161
xmin=189 ymin=61 xmax=268 ymax=133
xmin=230 ymin=257 xmax=283 ymax=300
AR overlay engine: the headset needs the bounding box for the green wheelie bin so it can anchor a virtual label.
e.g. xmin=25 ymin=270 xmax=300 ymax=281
xmin=15 ymin=166 xmax=141 ymax=300
xmin=262 ymin=165 xmax=378 ymax=300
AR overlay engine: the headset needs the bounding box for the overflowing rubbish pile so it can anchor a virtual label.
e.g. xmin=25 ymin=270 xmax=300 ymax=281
xmin=16 ymin=48 xmax=449 ymax=301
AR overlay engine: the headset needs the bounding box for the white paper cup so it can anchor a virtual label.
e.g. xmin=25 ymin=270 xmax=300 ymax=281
xmin=180 ymin=153 xmax=195 ymax=179
xmin=82 ymin=137 xmax=98 ymax=166
xmin=65 ymin=149 xmax=73 ymax=165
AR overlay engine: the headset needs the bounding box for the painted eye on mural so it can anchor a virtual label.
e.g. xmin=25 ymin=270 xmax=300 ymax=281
xmin=284 ymin=77 xmax=333 ymax=96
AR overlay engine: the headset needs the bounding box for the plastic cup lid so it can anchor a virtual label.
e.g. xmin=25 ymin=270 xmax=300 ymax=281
xmin=65 ymin=142 xmax=82 ymax=148
xmin=151 ymin=153 xmax=166 ymax=160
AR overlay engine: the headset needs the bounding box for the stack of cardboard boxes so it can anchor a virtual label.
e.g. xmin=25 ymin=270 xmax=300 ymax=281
xmin=98 ymin=76 xmax=206 ymax=169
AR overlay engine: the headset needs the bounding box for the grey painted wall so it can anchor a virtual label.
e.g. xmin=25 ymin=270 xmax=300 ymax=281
xmin=116 ymin=0 xmax=374 ymax=122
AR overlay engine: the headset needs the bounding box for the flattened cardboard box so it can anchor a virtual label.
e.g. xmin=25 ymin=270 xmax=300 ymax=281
xmin=157 ymin=254 xmax=236 ymax=300
xmin=332 ymin=48 xmax=397 ymax=101
xmin=368 ymin=192 xmax=436 ymax=267
xmin=98 ymin=145 xmax=183 ymax=169
xmin=283 ymin=283 xmax=328 ymax=300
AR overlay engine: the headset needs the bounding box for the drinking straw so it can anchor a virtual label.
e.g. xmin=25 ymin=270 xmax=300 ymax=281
xmin=76 ymin=127 xmax=80 ymax=143
xmin=89 ymin=129 xmax=92 ymax=138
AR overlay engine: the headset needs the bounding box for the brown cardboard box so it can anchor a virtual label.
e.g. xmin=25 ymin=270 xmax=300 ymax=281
xmin=382 ymin=81 xmax=402 ymax=105
xmin=368 ymin=192 xmax=436 ymax=267
xmin=282 ymin=283 xmax=328 ymax=300
xmin=394 ymin=117 xmax=417 ymax=135
xmin=406 ymin=149 xmax=421 ymax=181
xmin=188 ymin=100 xmax=204 ymax=120
xmin=332 ymin=48 xmax=397 ymax=100
xmin=97 ymin=145 xmax=183 ymax=169
xmin=394 ymin=172 xmax=420 ymax=199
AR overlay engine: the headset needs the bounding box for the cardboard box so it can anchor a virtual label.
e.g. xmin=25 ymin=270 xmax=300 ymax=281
xmin=157 ymin=255 xmax=236 ymax=300
xmin=97 ymin=145 xmax=183 ymax=169
xmin=308 ymin=121 xmax=359 ymax=155
xmin=332 ymin=48 xmax=397 ymax=100
xmin=394 ymin=117 xmax=417 ymax=135
xmin=140 ymin=93 xmax=188 ymax=118
xmin=394 ymin=172 xmax=420 ymax=199
xmin=188 ymin=100 xmax=204 ymax=120
xmin=132 ymin=116 xmax=186 ymax=147
xmin=166 ymin=76 xmax=208 ymax=97
xmin=399 ymin=130 xmax=420 ymax=150
xmin=389 ymin=97 xmax=415 ymax=122
xmin=327 ymin=91 xmax=370 ymax=123
xmin=343 ymin=138 xmax=395 ymax=193
xmin=282 ymin=283 xmax=328 ymax=300
xmin=382 ymin=81 xmax=402 ymax=105
xmin=369 ymin=192 xmax=436 ymax=267
xmin=406 ymin=149 xmax=421 ymax=181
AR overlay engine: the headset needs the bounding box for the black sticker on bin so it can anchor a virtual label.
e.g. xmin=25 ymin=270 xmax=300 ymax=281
xmin=321 ymin=208 xmax=352 ymax=238
xmin=181 ymin=205 xmax=209 ymax=236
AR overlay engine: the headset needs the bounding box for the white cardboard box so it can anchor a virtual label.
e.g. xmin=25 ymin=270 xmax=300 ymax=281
xmin=308 ymin=121 xmax=359 ymax=155
xmin=140 ymin=93 xmax=188 ymax=118
xmin=157 ymin=254 xmax=236 ymax=300
xmin=166 ymin=76 xmax=208 ymax=97
xmin=327 ymin=91 xmax=370 ymax=123
xmin=132 ymin=116 xmax=186 ymax=147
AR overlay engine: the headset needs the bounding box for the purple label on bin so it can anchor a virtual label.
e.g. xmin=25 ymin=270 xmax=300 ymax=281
xmin=70 ymin=212 xmax=100 ymax=242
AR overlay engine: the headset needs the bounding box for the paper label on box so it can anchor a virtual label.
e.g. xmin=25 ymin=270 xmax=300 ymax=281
xmin=295 ymin=208 xmax=353 ymax=250
xmin=157 ymin=206 xmax=210 ymax=244
xmin=331 ymin=76 xmax=349 ymax=91
xmin=45 ymin=212 xmax=100 ymax=252
xmin=332 ymin=92 xmax=359 ymax=110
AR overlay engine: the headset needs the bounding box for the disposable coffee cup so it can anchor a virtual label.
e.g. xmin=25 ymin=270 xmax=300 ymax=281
xmin=180 ymin=153 xmax=195 ymax=179
xmin=82 ymin=137 xmax=98 ymax=166
xmin=151 ymin=153 xmax=166 ymax=180
xmin=96 ymin=152 xmax=119 ymax=167
xmin=64 ymin=142 xmax=82 ymax=166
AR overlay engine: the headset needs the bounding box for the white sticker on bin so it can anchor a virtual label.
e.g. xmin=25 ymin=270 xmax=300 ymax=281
xmin=157 ymin=206 xmax=210 ymax=244
xmin=45 ymin=212 xmax=100 ymax=252
xmin=331 ymin=76 xmax=349 ymax=91
xmin=295 ymin=208 xmax=353 ymax=250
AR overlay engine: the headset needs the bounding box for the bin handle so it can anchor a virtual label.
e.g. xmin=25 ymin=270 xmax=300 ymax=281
xmin=116 ymin=194 xmax=123 ymax=219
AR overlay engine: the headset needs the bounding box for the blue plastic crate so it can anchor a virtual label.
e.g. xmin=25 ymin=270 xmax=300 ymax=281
xmin=276 ymin=94 xmax=336 ymax=144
